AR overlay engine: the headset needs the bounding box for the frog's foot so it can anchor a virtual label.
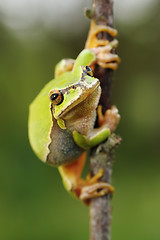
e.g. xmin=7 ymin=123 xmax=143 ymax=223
xmin=80 ymin=182 xmax=114 ymax=202
xmin=79 ymin=169 xmax=114 ymax=202
xmin=91 ymin=39 xmax=120 ymax=70
xmin=97 ymin=105 xmax=120 ymax=132
xmin=55 ymin=58 xmax=75 ymax=78
xmin=85 ymin=20 xmax=117 ymax=49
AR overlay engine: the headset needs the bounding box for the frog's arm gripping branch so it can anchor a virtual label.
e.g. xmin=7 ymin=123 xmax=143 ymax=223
xmin=54 ymin=20 xmax=120 ymax=80
xmin=85 ymin=20 xmax=117 ymax=49
xmin=85 ymin=20 xmax=120 ymax=70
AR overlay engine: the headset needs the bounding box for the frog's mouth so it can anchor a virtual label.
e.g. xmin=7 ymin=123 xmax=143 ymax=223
xmin=54 ymin=79 xmax=100 ymax=119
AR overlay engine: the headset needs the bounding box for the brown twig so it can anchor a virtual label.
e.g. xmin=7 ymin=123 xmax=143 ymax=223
xmin=85 ymin=1 xmax=121 ymax=240
xmin=90 ymin=135 xmax=121 ymax=240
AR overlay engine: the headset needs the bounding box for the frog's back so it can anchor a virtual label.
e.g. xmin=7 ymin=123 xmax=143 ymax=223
xmin=28 ymin=73 xmax=83 ymax=165
xmin=28 ymin=79 xmax=56 ymax=162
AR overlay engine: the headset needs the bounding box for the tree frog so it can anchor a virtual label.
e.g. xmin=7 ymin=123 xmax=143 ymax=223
xmin=28 ymin=22 xmax=120 ymax=202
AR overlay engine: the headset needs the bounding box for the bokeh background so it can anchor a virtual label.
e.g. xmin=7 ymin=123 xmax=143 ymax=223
xmin=0 ymin=0 xmax=160 ymax=239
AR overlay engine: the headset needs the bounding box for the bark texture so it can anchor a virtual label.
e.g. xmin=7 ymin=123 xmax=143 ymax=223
xmin=87 ymin=1 xmax=121 ymax=240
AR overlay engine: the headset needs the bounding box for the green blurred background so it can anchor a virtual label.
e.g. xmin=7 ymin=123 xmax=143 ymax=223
xmin=0 ymin=0 xmax=160 ymax=239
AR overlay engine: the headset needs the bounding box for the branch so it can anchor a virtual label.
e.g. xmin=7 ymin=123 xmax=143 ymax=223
xmin=85 ymin=1 xmax=121 ymax=240
xmin=90 ymin=135 xmax=121 ymax=240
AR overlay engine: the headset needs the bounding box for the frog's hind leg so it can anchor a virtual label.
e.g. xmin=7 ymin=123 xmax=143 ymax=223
xmin=58 ymin=152 xmax=87 ymax=197
xmin=80 ymin=168 xmax=114 ymax=203
xmin=59 ymin=152 xmax=114 ymax=204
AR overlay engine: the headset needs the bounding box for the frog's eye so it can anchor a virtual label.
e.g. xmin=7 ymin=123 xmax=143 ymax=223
xmin=82 ymin=66 xmax=93 ymax=77
xmin=49 ymin=90 xmax=64 ymax=105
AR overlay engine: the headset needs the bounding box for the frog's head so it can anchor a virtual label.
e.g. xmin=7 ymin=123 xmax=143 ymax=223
xmin=49 ymin=66 xmax=100 ymax=119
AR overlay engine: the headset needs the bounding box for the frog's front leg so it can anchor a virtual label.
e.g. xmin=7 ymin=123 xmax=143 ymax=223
xmin=97 ymin=105 xmax=120 ymax=132
xmin=91 ymin=40 xmax=120 ymax=70
xmin=85 ymin=20 xmax=120 ymax=70
xmin=72 ymin=106 xmax=120 ymax=149
xmin=54 ymin=58 xmax=75 ymax=78
xmin=85 ymin=20 xmax=118 ymax=49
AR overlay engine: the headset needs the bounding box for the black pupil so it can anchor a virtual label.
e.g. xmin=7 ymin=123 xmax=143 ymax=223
xmin=50 ymin=93 xmax=59 ymax=101
xmin=86 ymin=66 xmax=91 ymax=71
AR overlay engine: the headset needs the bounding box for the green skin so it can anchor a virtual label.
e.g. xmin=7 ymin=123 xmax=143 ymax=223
xmin=28 ymin=49 xmax=110 ymax=193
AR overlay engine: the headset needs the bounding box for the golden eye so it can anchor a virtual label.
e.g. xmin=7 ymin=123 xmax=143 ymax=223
xmin=82 ymin=66 xmax=93 ymax=77
xmin=49 ymin=90 xmax=64 ymax=105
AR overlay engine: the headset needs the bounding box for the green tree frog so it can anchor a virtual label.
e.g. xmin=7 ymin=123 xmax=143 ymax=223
xmin=28 ymin=22 xmax=120 ymax=202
